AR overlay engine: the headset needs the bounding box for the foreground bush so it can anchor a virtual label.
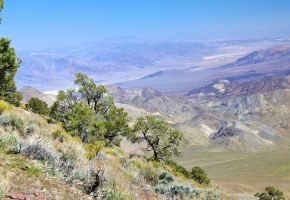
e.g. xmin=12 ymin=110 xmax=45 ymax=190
xmin=255 ymin=186 xmax=285 ymax=200
xmin=0 ymin=134 xmax=21 ymax=153
xmin=0 ymin=114 xmax=24 ymax=133
xmin=155 ymin=171 xmax=219 ymax=199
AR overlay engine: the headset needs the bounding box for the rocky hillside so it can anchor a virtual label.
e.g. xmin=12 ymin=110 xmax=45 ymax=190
xmin=222 ymin=44 xmax=290 ymax=67
xmin=186 ymin=75 xmax=290 ymax=150
xmin=109 ymin=75 xmax=290 ymax=151
xmin=109 ymin=86 xmax=199 ymax=124
xmin=0 ymin=101 xmax=220 ymax=200
xmin=187 ymin=75 xmax=290 ymax=98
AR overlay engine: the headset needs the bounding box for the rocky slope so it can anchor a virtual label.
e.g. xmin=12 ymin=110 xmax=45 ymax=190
xmin=109 ymin=86 xmax=199 ymax=124
xmin=111 ymin=75 xmax=290 ymax=151
xmin=0 ymin=101 xmax=219 ymax=200
xmin=185 ymin=75 xmax=290 ymax=150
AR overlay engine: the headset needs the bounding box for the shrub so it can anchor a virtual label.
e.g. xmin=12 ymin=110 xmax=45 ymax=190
xmin=131 ymin=160 xmax=143 ymax=168
xmin=155 ymin=180 xmax=219 ymax=199
xmin=25 ymin=121 xmax=40 ymax=135
xmin=155 ymin=181 xmax=199 ymax=198
xmin=191 ymin=166 xmax=210 ymax=186
xmin=139 ymin=167 xmax=159 ymax=185
xmin=84 ymin=141 xmax=105 ymax=160
xmin=0 ymin=114 xmax=24 ymax=133
xmin=255 ymin=186 xmax=285 ymax=200
xmin=52 ymin=130 xmax=65 ymax=142
xmin=106 ymin=189 xmax=127 ymax=200
xmin=21 ymin=138 xmax=78 ymax=179
xmin=0 ymin=188 xmax=3 ymax=199
xmin=27 ymin=97 xmax=49 ymax=115
xmin=0 ymin=134 xmax=22 ymax=153
xmin=0 ymin=100 xmax=11 ymax=115
xmin=159 ymin=171 xmax=174 ymax=183
xmin=5 ymin=92 xmax=23 ymax=107
xmin=22 ymin=139 xmax=57 ymax=161
xmin=166 ymin=160 xmax=190 ymax=178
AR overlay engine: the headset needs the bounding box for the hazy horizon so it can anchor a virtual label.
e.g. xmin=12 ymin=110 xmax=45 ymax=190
xmin=1 ymin=0 xmax=290 ymax=50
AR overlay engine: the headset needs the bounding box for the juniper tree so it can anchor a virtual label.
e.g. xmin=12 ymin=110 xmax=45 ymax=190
xmin=51 ymin=73 xmax=131 ymax=146
xmin=133 ymin=115 xmax=183 ymax=161
xmin=0 ymin=1 xmax=23 ymax=106
xmin=27 ymin=97 xmax=50 ymax=115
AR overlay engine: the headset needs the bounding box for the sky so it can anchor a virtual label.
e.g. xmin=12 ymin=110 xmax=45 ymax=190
xmin=0 ymin=0 xmax=290 ymax=50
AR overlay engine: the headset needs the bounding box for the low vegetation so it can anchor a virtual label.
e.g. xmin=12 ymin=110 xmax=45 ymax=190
xmin=191 ymin=166 xmax=210 ymax=186
xmin=0 ymin=104 xmax=220 ymax=199
xmin=255 ymin=186 xmax=285 ymax=200
xmin=27 ymin=97 xmax=50 ymax=115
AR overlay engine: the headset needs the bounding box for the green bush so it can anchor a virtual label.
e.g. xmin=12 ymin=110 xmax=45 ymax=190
xmin=191 ymin=166 xmax=210 ymax=186
xmin=5 ymin=92 xmax=23 ymax=107
xmin=0 ymin=134 xmax=22 ymax=153
xmin=52 ymin=130 xmax=65 ymax=142
xmin=27 ymin=97 xmax=49 ymax=115
xmin=139 ymin=167 xmax=159 ymax=185
xmin=0 ymin=100 xmax=11 ymax=115
xmin=159 ymin=171 xmax=174 ymax=183
xmin=84 ymin=141 xmax=105 ymax=160
xmin=106 ymin=189 xmax=127 ymax=200
xmin=25 ymin=121 xmax=40 ymax=135
xmin=166 ymin=160 xmax=190 ymax=178
xmin=255 ymin=186 xmax=285 ymax=200
xmin=0 ymin=114 xmax=24 ymax=133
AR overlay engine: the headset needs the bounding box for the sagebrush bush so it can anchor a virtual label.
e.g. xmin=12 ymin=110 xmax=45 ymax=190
xmin=0 ymin=100 xmax=12 ymax=115
xmin=159 ymin=171 xmax=174 ymax=183
xmin=22 ymin=138 xmax=57 ymax=161
xmin=154 ymin=181 xmax=214 ymax=199
xmin=0 ymin=134 xmax=22 ymax=153
xmin=154 ymin=170 xmax=219 ymax=199
xmin=0 ymin=114 xmax=25 ymax=133
xmin=25 ymin=121 xmax=40 ymax=135
xmin=139 ymin=167 xmax=159 ymax=185
xmin=105 ymin=189 xmax=128 ymax=200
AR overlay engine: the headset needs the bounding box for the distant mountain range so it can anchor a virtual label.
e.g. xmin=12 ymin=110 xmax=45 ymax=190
xmin=16 ymin=38 xmax=286 ymax=92
xmin=118 ymin=44 xmax=290 ymax=93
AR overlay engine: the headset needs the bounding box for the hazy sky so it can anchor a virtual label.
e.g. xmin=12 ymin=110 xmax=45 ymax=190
xmin=1 ymin=0 xmax=290 ymax=50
